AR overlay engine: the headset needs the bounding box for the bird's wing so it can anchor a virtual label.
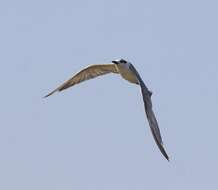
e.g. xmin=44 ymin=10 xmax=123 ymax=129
xmin=129 ymin=64 xmax=169 ymax=161
xmin=44 ymin=64 xmax=118 ymax=98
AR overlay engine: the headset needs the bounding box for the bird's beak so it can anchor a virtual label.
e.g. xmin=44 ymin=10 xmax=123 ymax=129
xmin=112 ymin=60 xmax=119 ymax=64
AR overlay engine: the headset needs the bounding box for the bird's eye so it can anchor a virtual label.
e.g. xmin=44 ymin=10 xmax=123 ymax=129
xmin=120 ymin=59 xmax=127 ymax=64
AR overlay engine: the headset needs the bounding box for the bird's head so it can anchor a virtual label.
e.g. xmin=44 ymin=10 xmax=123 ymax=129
xmin=112 ymin=59 xmax=128 ymax=65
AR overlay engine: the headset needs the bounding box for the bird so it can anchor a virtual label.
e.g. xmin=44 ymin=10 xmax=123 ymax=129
xmin=44 ymin=59 xmax=169 ymax=161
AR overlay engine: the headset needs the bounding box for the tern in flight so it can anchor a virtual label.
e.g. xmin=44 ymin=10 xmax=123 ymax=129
xmin=44 ymin=59 xmax=169 ymax=161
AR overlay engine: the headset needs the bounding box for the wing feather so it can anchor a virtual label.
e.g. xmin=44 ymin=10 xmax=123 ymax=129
xmin=44 ymin=64 xmax=118 ymax=97
xmin=129 ymin=64 xmax=169 ymax=161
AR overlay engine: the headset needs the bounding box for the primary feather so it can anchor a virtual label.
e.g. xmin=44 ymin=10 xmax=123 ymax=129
xmin=44 ymin=64 xmax=118 ymax=98
xmin=129 ymin=64 xmax=169 ymax=161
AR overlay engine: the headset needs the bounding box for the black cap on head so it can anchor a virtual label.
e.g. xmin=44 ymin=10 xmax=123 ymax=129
xmin=112 ymin=59 xmax=127 ymax=64
xmin=119 ymin=59 xmax=127 ymax=63
xmin=112 ymin=60 xmax=119 ymax=64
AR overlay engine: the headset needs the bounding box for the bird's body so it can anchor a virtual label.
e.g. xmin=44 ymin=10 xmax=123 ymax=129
xmin=115 ymin=62 xmax=139 ymax=84
xmin=44 ymin=59 xmax=169 ymax=161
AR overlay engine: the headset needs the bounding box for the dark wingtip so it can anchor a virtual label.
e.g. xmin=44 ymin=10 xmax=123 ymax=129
xmin=43 ymin=94 xmax=50 ymax=98
xmin=43 ymin=91 xmax=55 ymax=98
xmin=152 ymin=131 xmax=170 ymax=161
xmin=161 ymin=145 xmax=170 ymax=161
xmin=165 ymin=154 xmax=170 ymax=162
xmin=43 ymin=94 xmax=49 ymax=98
xmin=157 ymin=142 xmax=170 ymax=161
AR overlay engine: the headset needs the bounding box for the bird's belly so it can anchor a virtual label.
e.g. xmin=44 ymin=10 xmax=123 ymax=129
xmin=119 ymin=68 xmax=139 ymax=84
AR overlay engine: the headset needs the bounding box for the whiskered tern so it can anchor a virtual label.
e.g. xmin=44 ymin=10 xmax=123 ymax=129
xmin=44 ymin=59 xmax=169 ymax=161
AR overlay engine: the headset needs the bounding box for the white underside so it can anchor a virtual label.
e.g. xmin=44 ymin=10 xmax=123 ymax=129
xmin=115 ymin=63 xmax=139 ymax=84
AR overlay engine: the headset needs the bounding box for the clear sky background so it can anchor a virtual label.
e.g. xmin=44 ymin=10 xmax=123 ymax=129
xmin=1 ymin=0 xmax=218 ymax=189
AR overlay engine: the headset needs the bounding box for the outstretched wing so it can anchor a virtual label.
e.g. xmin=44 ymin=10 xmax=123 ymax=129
xmin=44 ymin=64 xmax=118 ymax=98
xmin=129 ymin=64 xmax=169 ymax=161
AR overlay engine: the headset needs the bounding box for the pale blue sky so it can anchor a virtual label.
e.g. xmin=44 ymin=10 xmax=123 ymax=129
xmin=1 ymin=0 xmax=218 ymax=189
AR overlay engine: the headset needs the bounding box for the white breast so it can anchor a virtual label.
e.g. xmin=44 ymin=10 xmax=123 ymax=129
xmin=117 ymin=63 xmax=139 ymax=84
